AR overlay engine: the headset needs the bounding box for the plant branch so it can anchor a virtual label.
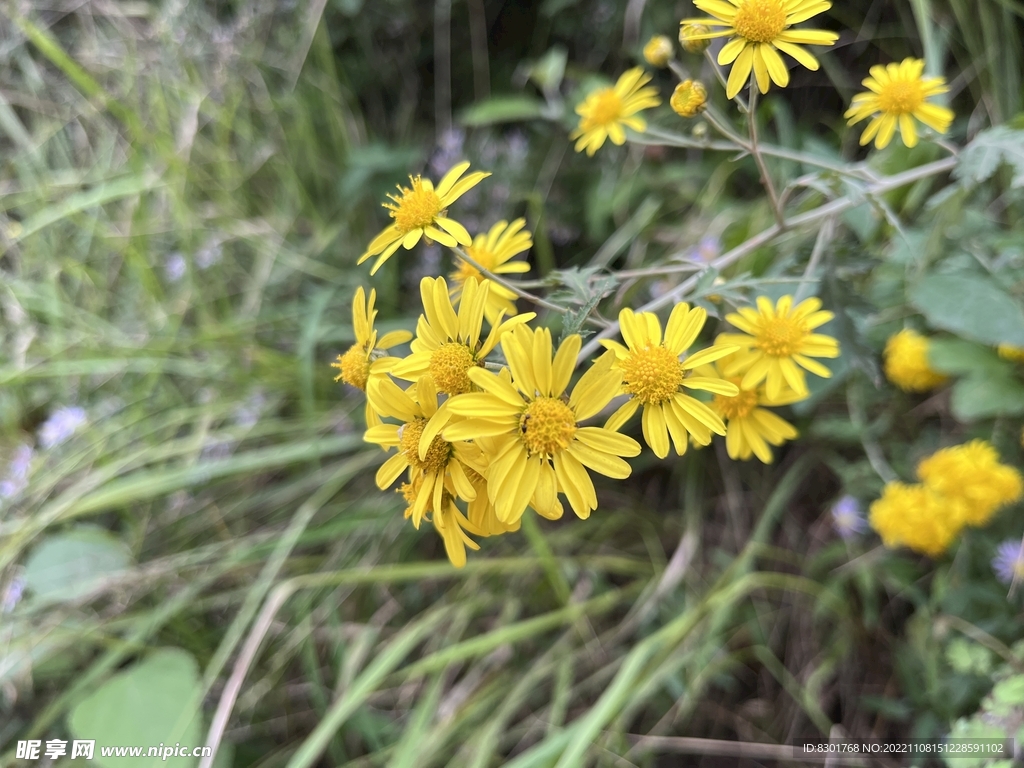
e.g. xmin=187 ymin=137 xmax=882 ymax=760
xmin=746 ymin=85 xmax=785 ymax=227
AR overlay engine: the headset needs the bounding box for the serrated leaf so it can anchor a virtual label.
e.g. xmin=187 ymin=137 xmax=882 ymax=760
xmin=954 ymin=126 xmax=1024 ymax=189
xmin=458 ymin=96 xmax=545 ymax=127
xmin=908 ymin=273 xmax=1024 ymax=347
xmin=547 ymin=266 xmax=616 ymax=306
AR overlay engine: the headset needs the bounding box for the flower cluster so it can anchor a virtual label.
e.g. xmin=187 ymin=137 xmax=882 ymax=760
xmin=883 ymin=328 xmax=947 ymax=393
xmin=869 ymin=440 xmax=1023 ymax=556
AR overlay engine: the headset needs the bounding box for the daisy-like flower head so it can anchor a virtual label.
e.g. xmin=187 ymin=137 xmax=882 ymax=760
xmin=679 ymin=23 xmax=712 ymax=54
xmin=643 ymin=35 xmax=674 ymax=68
xmin=997 ymin=343 xmax=1024 ymax=363
xmin=868 ymin=481 xmax=961 ymax=557
xmin=600 ymin=304 xmax=741 ymax=459
xmin=366 ymin=376 xmax=492 ymax=567
xmin=445 ymin=326 xmax=641 ymax=524
xmin=331 ymin=287 xmax=412 ymax=426
xmin=670 ymin=80 xmax=708 ymax=118
xmin=717 ymin=295 xmax=839 ymax=401
xmin=883 ymin=329 xmax=946 ymax=393
xmin=682 ymin=0 xmax=839 ymax=99
xmin=391 ymin=276 xmax=535 ymax=454
xmin=570 ymin=68 xmax=662 ymax=157
xmin=992 ymin=539 xmax=1024 ymax=585
xmin=358 ymin=161 xmax=490 ymax=275
xmin=844 ymin=58 xmax=953 ymax=149
xmin=450 ymin=219 xmax=532 ymax=324
xmin=916 ymin=440 xmax=1024 ymax=528
xmin=696 ymin=359 xmax=802 ymax=463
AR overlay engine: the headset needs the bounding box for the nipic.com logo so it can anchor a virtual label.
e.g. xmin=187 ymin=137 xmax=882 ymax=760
xmin=16 ymin=740 xmax=212 ymax=761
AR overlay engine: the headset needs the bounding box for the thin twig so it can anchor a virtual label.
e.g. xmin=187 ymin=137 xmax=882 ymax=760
xmin=794 ymin=216 xmax=835 ymax=303
xmin=747 ymin=85 xmax=785 ymax=227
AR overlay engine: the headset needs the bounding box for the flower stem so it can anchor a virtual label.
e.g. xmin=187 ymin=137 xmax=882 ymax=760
xmin=746 ymin=84 xmax=785 ymax=228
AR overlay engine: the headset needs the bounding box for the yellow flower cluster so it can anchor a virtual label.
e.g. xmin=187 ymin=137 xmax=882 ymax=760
xmin=870 ymin=440 xmax=1023 ymax=557
xmin=883 ymin=329 xmax=947 ymax=393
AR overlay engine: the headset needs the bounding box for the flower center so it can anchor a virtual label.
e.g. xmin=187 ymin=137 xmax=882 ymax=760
xmin=733 ymin=0 xmax=788 ymax=43
xmin=877 ymin=80 xmax=925 ymax=115
xmin=520 ymin=397 xmax=577 ymax=456
xmin=581 ymin=88 xmax=624 ymax=130
xmin=429 ymin=342 xmax=479 ymax=395
xmin=384 ymin=177 xmax=443 ymax=234
xmin=620 ymin=345 xmax=684 ymax=405
xmin=714 ymin=379 xmax=760 ymax=420
xmin=755 ymin=317 xmax=806 ymax=357
xmin=399 ymin=419 xmax=451 ymax=474
xmin=336 ymin=345 xmax=370 ymax=390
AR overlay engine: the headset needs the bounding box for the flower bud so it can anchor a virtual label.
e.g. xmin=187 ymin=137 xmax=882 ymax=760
xmin=670 ymin=79 xmax=707 ymax=118
xmin=643 ymin=35 xmax=674 ymax=68
xmin=679 ymin=23 xmax=711 ymax=54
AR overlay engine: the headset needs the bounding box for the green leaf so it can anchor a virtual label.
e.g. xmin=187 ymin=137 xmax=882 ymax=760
xmin=927 ymin=338 xmax=1008 ymax=376
xmin=953 ymin=127 xmax=1024 ymax=188
xmin=908 ymin=273 xmax=1024 ymax=347
xmin=458 ymin=96 xmax=545 ymax=127
xmin=24 ymin=526 xmax=132 ymax=603
xmin=950 ymin=373 xmax=1024 ymax=420
xmin=68 ymin=648 xmax=204 ymax=768
xmin=528 ymin=47 xmax=568 ymax=93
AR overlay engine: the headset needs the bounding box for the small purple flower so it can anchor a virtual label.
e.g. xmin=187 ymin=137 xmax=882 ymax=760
xmin=164 ymin=251 xmax=187 ymax=282
xmin=831 ymin=496 xmax=867 ymax=540
xmin=8 ymin=444 xmax=34 ymax=481
xmin=2 ymin=575 xmax=25 ymax=613
xmin=196 ymin=239 xmax=224 ymax=270
xmin=992 ymin=539 xmax=1024 ymax=585
xmin=38 ymin=406 xmax=87 ymax=449
xmin=692 ymin=236 xmax=721 ymax=263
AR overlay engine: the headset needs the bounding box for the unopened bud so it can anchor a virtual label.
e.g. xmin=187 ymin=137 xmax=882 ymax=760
xmin=643 ymin=35 xmax=674 ymax=68
xmin=679 ymin=23 xmax=711 ymax=54
xmin=670 ymin=79 xmax=708 ymax=118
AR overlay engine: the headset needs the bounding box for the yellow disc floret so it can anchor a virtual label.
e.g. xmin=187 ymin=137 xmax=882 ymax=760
xmin=429 ymin=342 xmax=479 ymax=395
xmin=713 ymin=378 xmax=760 ymax=420
xmin=877 ymin=79 xmax=924 ymax=115
xmin=335 ymin=345 xmax=370 ymax=390
xmin=917 ymin=440 xmax=1024 ymax=527
xmin=883 ymin=329 xmax=947 ymax=392
xmin=755 ymin=315 xmax=806 ymax=357
xmin=732 ymin=0 xmax=788 ymax=43
xmin=385 ymin=177 xmax=444 ymax=234
xmin=869 ymin=481 xmax=959 ymax=557
xmin=621 ymin=345 xmax=684 ymax=405
xmin=399 ymin=419 xmax=451 ymax=474
xmin=520 ymin=397 xmax=578 ymax=456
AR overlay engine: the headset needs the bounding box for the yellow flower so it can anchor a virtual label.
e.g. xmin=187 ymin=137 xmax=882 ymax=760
xmin=869 ymin=482 xmax=960 ymax=557
xmin=331 ymin=286 xmax=412 ymax=426
xmin=450 ymin=219 xmax=532 ymax=324
xmin=844 ymin=58 xmax=953 ymax=149
xmin=882 ymin=329 xmax=946 ymax=393
xmin=358 ymin=162 xmax=490 ymax=275
xmin=917 ymin=440 xmax=1024 ymax=528
xmin=997 ymin=343 xmax=1024 ymax=363
xmin=682 ymin=0 xmax=839 ymax=99
xmin=699 ymin=360 xmax=802 ymax=463
xmin=365 ymin=376 xmax=491 ymax=567
xmin=679 ymin=23 xmax=712 ymax=54
xmin=670 ymin=80 xmax=708 ymax=117
xmin=717 ymin=295 xmax=840 ymax=401
xmin=445 ymin=326 xmax=641 ymax=523
xmin=600 ymin=304 xmax=740 ymax=458
xmin=643 ymin=35 xmax=674 ymax=68
xmin=570 ymin=68 xmax=662 ymax=157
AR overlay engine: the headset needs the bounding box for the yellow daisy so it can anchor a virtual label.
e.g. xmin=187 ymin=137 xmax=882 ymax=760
xmin=358 ymin=161 xmax=490 ymax=275
xmin=570 ymin=68 xmax=662 ymax=157
xmin=883 ymin=329 xmax=946 ymax=393
xmin=444 ymin=326 xmax=641 ymax=523
xmin=717 ymin=295 xmax=840 ymax=401
xmin=682 ymin=0 xmax=839 ymax=99
xmin=450 ymin=219 xmax=533 ymax=324
xmin=600 ymin=304 xmax=741 ymax=459
xmin=365 ymin=376 xmax=491 ymax=564
xmin=390 ymin=276 xmax=535 ymax=453
xmin=917 ymin=440 xmax=1024 ymax=528
xmin=331 ymin=286 xmax=412 ymax=427
xmin=869 ymin=481 xmax=960 ymax=557
xmin=844 ymin=58 xmax=953 ymax=149
xmin=698 ymin=360 xmax=802 ymax=463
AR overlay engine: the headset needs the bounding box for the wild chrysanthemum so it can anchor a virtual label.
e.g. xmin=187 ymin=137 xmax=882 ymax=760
xmin=391 ymin=276 xmax=534 ymax=452
xmin=681 ymin=0 xmax=839 ymax=99
xmin=844 ymin=58 xmax=953 ymax=149
xmin=882 ymin=329 xmax=946 ymax=392
xmin=331 ymin=287 xmax=412 ymax=426
xmin=366 ymin=376 xmax=492 ymax=567
xmin=992 ymin=539 xmax=1024 ymax=585
xmin=917 ymin=440 xmax=1024 ymax=527
xmin=717 ymin=295 xmax=839 ymax=400
xmin=601 ymin=304 xmax=740 ymax=458
xmin=997 ymin=344 xmax=1024 ymax=363
xmin=868 ymin=482 xmax=960 ymax=557
xmin=679 ymin=23 xmax=711 ymax=54
xmin=670 ymin=80 xmax=708 ymax=118
xmin=358 ymin=162 xmax=490 ymax=275
xmin=450 ymin=219 xmax=532 ymax=324
xmin=445 ymin=327 xmax=641 ymax=523
xmin=697 ymin=360 xmax=801 ymax=463
xmin=570 ymin=68 xmax=662 ymax=157
xmin=643 ymin=35 xmax=674 ymax=68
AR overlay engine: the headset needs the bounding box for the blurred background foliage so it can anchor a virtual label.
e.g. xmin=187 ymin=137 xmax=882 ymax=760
xmin=1 ymin=0 xmax=1023 ymax=766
